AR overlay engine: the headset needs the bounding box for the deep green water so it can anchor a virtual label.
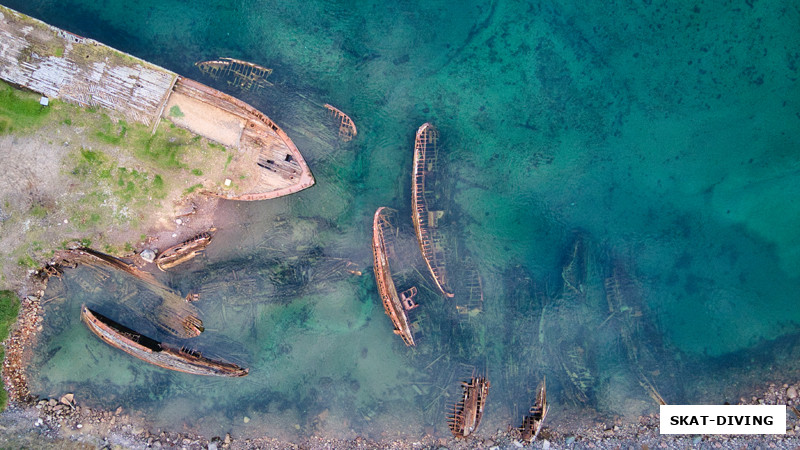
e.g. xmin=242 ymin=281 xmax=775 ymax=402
xmin=7 ymin=0 xmax=800 ymax=442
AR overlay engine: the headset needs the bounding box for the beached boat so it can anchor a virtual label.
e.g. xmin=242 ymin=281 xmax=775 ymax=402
xmin=412 ymin=123 xmax=454 ymax=298
xmin=372 ymin=207 xmax=418 ymax=346
xmin=447 ymin=373 xmax=490 ymax=438
xmin=81 ymin=305 xmax=247 ymax=377
xmin=155 ymin=228 xmax=216 ymax=271
xmin=520 ymin=378 xmax=549 ymax=443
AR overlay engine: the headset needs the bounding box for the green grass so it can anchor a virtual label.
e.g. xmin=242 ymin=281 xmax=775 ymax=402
xmin=191 ymin=168 xmax=203 ymax=176
xmin=0 ymin=291 xmax=20 ymax=411
xmin=168 ymin=105 xmax=184 ymax=117
xmin=0 ymin=80 xmax=51 ymax=134
xmin=183 ymin=183 xmax=204 ymax=195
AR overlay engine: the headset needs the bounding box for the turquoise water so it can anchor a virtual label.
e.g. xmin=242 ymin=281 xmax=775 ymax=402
xmin=9 ymin=0 xmax=800 ymax=442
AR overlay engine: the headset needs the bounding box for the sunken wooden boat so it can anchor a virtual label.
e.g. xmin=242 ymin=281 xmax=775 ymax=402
xmin=68 ymin=248 xmax=204 ymax=338
xmin=412 ymin=123 xmax=454 ymax=297
xmin=448 ymin=374 xmax=490 ymax=438
xmin=520 ymin=378 xmax=549 ymax=443
xmin=81 ymin=305 xmax=248 ymax=377
xmin=155 ymin=228 xmax=216 ymax=271
xmin=372 ymin=207 xmax=417 ymax=346
xmin=324 ymin=104 xmax=357 ymax=142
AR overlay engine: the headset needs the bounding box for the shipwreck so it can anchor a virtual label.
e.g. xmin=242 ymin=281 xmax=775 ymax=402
xmin=155 ymin=228 xmax=216 ymax=271
xmin=412 ymin=123 xmax=454 ymax=298
xmin=372 ymin=207 xmax=418 ymax=346
xmin=447 ymin=373 xmax=490 ymax=438
xmin=81 ymin=305 xmax=248 ymax=377
xmin=520 ymin=378 xmax=549 ymax=443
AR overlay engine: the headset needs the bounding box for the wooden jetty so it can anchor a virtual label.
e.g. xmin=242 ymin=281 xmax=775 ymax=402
xmin=372 ymin=207 xmax=417 ymax=346
xmin=81 ymin=305 xmax=248 ymax=377
xmin=0 ymin=5 xmax=314 ymax=201
xmin=412 ymin=123 xmax=454 ymax=297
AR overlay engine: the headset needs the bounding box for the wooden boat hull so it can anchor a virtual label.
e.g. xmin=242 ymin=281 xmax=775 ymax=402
xmin=412 ymin=123 xmax=454 ymax=298
xmin=155 ymin=228 xmax=216 ymax=271
xmin=81 ymin=305 xmax=248 ymax=377
xmin=448 ymin=375 xmax=490 ymax=438
xmin=372 ymin=207 xmax=415 ymax=346
xmin=520 ymin=378 xmax=548 ymax=442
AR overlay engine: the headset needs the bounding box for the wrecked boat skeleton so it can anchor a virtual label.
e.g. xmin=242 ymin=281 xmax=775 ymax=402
xmin=195 ymin=57 xmax=273 ymax=92
xmin=447 ymin=372 xmax=490 ymax=438
xmin=520 ymin=378 xmax=549 ymax=442
xmin=372 ymin=207 xmax=417 ymax=346
xmin=323 ymin=104 xmax=357 ymax=142
xmin=155 ymin=228 xmax=216 ymax=271
xmin=81 ymin=305 xmax=247 ymax=377
xmin=412 ymin=123 xmax=454 ymax=298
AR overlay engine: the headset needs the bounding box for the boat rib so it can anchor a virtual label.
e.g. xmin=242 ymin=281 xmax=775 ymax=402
xmin=372 ymin=207 xmax=415 ymax=346
xmin=323 ymin=104 xmax=357 ymax=142
xmin=81 ymin=305 xmax=248 ymax=377
xmin=412 ymin=123 xmax=454 ymax=297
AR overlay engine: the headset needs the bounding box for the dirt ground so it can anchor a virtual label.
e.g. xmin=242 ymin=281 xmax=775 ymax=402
xmin=0 ymin=110 xmax=223 ymax=297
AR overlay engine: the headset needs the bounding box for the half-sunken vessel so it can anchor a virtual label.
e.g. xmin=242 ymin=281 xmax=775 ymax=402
xmin=81 ymin=305 xmax=248 ymax=377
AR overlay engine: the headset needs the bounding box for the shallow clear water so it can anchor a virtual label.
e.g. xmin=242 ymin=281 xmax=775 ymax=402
xmin=8 ymin=0 xmax=800 ymax=441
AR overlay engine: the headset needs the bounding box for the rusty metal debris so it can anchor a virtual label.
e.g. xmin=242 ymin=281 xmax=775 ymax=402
xmin=155 ymin=228 xmax=216 ymax=271
xmin=81 ymin=305 xmax=247 ymax=377
xmin=372 ymin=207 xmax=417 ymax=346
xmin=195 ymin=57 xmax=273 ymax=93
xmin=412 ymin=123 xmax=454 ymax=298
xmin=520 ymin=378 xmax=549 ymax=443
xmin=447 ymin=372 xmax=490 ymax=438
xmin=324 ymin=104 xmax=357 ymax=142
xmin=561 ymin=233 xmax=587 ymax=295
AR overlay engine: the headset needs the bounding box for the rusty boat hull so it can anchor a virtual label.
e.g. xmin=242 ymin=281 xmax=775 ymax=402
xmin=155 ymin=228 xmax=216 ymax=271
xmin=81 ymin=305 xmax=248 ymax=377
xmin=520 ymin=378 xmax=549 ymax=442
xmin=412 ymin=123 xmax=454 ymax=298
xmin=448 ymin=375 xmax=490 ymax=438
xmin=372 ymin=207 xmax=416 ymax=346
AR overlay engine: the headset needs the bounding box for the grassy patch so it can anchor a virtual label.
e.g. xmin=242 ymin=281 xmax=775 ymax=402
xmin=0 ymin=290 xmax=20 ymax=411
xmin=183 ymin=183 xmax=204 ymax=195
xmin=94 ymin=116 xmax=128 ymax=145
xmin=168 ymin=105 xmax=184 ymax=117
xmin=191 ymin=168 xmax=203 ymax=176
xmin=0 ymin=80 xmax=51 ymax=135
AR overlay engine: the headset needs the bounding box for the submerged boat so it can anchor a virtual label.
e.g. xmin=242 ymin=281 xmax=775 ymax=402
xmin=520 ymin=378 xmax=549 ymax=443
xmin=412 ymin=123 xmax=454 ymax=298
xmin=155 ymin=228 xmax=216 ymax=271
xmin=372 ymin=207 xmax=418 ymax=346
xmin=448 ymin=373 xmax=490 ymax=438
xmin=81 ymin=305 xmax=247 ymax=377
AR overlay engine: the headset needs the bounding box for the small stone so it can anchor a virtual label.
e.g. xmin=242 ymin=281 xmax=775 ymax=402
xmin=512 ymin=440 xmax=523 ymax=448
xmin=77 ymin=424 xmax=82 ymax=429
xmin=115 ymin=406 xmax=123 ymax=415
xmin=787 ymin=387 xmax=797 ymax=399
xmin=140 ymin=249 xmax=156 ymax=263
xmin=243 ymin=416 xmax=250 ymax=423
xmin=60 ymin=393 xmax=74 ymax=406
xmin=224 ymin=433 xmax=231 ymax=444
xmin=48 ymin=399 xmax=57 ymax=407
xmin=176 ymin=219 xmax=182 ymax=225
xmin=542 ymin=440 xmax=551 ymax=450
xmin=63 ymin=219 xmax=69 ymax=224
xmin=208 ymin=444 xmax=218 ymax=450
xmin=224 ymin=179 xmax=232 ymax=187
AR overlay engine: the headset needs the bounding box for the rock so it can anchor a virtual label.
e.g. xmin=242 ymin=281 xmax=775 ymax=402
xmin=542 ymin=440 xmax=551 ymax=450
xmin=208 ymin=444 xmax=218 ymax=450
xmin=48 ymin=399 xmax=57 ymax=407
xmin=243 ymin=416 xmax=250 ymax=423
xmin=60 ymin=393 xmax=74 ymax=406
xmin=140 ymin=249 xmax=156 ymax=263
xmin=788 ymin=387 xmax=798 ymax=399
xmin=224 ymin=434 xmax=231 ymax=444
xmin=512 ymin=440 xmax=523 ymax=448
xmin=115 ymin=406 xmax=123 ymax=415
